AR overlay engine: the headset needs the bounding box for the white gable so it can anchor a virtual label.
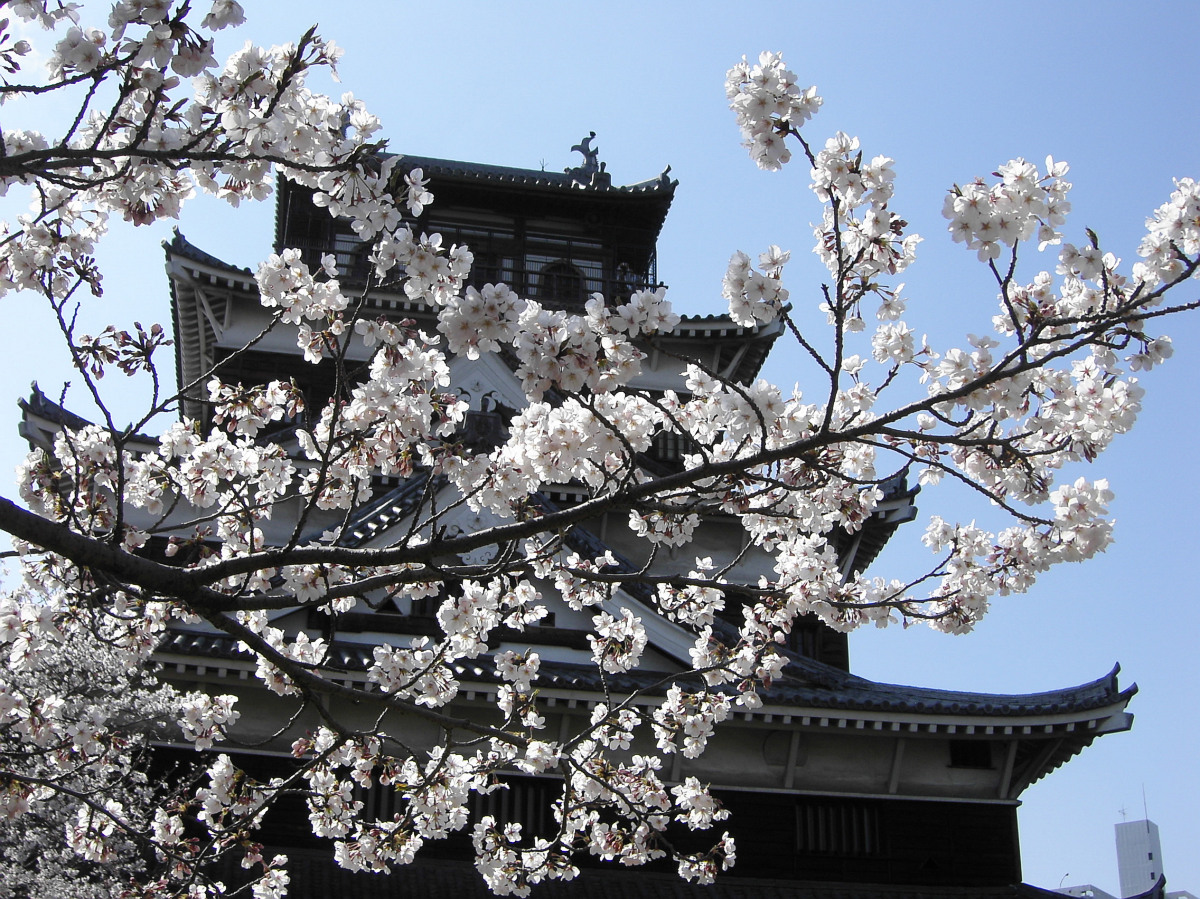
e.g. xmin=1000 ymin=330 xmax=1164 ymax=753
xmin=350 ymin=476 xmax=696 ymax=669
xmin=447 ymin=352 xmax=530 ymax=413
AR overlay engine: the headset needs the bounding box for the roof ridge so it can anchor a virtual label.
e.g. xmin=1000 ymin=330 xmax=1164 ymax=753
xmin=164 ymin=228 xmax=254 ymax=274
xmin=389 ymin=152 xmax=677 ymax=195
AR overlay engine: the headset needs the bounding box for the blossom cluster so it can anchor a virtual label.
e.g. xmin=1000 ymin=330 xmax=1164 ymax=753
xmin=367 ymin=580 xmax=547 ymax=710
xmin=178 ymin=692 xmax=241 ymax=750
xmin=943 ymin=157 xmax=1072 ymax=262
xmin=1134 ymin=176 xmax=1200 ymax=287
xmin=723 ymin=247 xmax=790 ymax=327
xmin=725 ymin=51 xmax=821 ymax=171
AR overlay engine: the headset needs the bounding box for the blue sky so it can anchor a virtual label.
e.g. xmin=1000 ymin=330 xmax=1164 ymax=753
xmin=3 ymin=1 xmax=1197 ymax=893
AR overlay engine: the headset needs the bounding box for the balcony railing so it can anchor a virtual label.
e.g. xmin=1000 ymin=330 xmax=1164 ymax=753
xmin=282 ymin=232 xmax=660 ymax=310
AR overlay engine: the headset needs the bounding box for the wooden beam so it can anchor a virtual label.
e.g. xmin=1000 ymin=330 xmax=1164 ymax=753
xmin=888 ymin=738 xmax=906 ymax=794
xmin=1008 ymin=737 xmax=1064 ymax=799
xmin=784 ymin=729 xmax=800 ymax=790
xmin=998 ymin=740 xmax=1019 ymax=799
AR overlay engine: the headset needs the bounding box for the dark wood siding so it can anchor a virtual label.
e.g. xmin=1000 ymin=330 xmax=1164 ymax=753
xmin=715 ymin=791 xmax=1021 ymax=887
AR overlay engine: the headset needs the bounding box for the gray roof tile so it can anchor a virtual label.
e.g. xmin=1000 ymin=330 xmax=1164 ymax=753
xmin=157 ymin=628 xmax=1131 ymax=721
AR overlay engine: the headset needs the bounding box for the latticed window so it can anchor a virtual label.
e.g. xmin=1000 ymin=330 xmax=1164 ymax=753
xmin=353 ymin=776 xmax=560 ymax=836
xmin=534 ymin=259 xmax=588 ymax=307
xmin=795 ymin=800 xmax=881 ymax=856
xmin=471 ymin=777 xmax=560 ymax=840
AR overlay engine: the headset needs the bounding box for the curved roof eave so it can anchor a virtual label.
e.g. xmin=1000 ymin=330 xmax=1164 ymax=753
xmin=157 ymin=627 xmax=1134 ymax=730
xmin=19 ymin=385 xmax=156 ymax=450
xmin=164 ymin=228 xmax=256 ymax=284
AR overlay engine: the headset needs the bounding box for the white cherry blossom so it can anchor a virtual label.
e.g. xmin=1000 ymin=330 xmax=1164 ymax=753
xmin=0 ymin=20 xmax=1197 ymax=896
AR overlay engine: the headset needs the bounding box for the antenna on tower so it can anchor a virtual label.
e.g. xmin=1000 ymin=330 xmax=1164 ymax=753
xmin=1119 ymin=805 xmax=1128 ymax=821
xmin=1142 ymin=784 xmax=1150 ymax=828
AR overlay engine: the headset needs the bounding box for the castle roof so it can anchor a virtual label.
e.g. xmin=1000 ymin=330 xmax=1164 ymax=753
xmin=158 ymin=628 xmax=1132 ymax=726
xmin=391 ymin=152 xmax=677 ymax=196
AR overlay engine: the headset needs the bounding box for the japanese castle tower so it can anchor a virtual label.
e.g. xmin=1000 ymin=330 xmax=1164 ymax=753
xmin=20 ymin=140 xmax=1148 ymax=898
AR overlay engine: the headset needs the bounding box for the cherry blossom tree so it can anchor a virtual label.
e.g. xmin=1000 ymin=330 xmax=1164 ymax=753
xmin=1 ymin=3 xmax=1198 ymax=896
xmin=0 ymin=586 xmax=187 ymax=899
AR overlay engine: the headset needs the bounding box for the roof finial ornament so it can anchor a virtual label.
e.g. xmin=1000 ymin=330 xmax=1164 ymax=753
xmin=566 ymin=132 xmax=610 ymax=188
xmin=571 ymin=132 xmax=599 ymax=170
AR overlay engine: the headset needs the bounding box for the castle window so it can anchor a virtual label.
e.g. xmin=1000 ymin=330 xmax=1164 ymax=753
xmin=795 ymin=799 xmax=880 ymax=856
xmin=533 ymin=258 xmax=588 ymax=308
xmin=471 ymin=776 xmax=559 ymax=840
xmin=948 ymin=740 xmax=993 ymax=769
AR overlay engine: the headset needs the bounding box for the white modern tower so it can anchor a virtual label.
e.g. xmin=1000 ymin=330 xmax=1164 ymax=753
xmin=1116 ymin=819 xmax=1163 ymax=897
